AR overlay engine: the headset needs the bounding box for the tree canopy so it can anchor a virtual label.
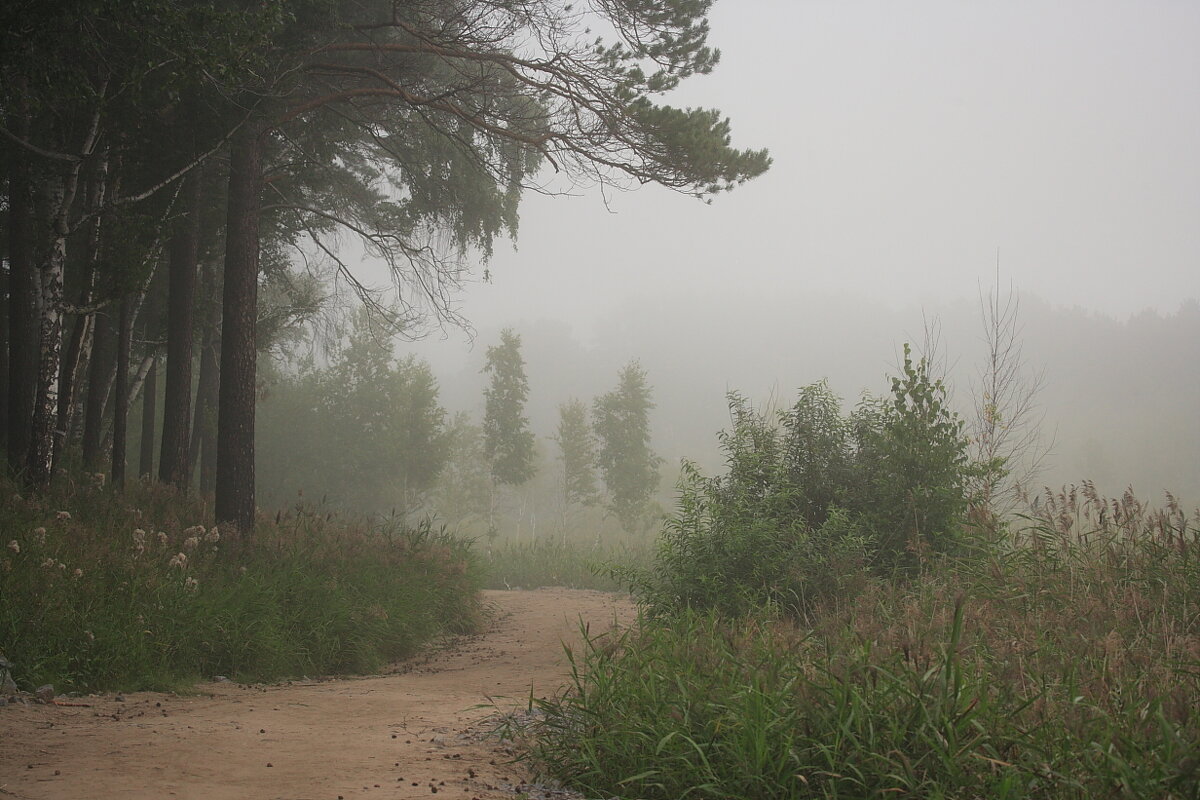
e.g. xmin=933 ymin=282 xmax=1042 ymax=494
xmin=1 ymin=0 xmax=769 ymax=532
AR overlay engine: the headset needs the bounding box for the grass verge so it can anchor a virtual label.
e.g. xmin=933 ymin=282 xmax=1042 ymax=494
xmin=0 ymin=477 xmax=483 ymax=693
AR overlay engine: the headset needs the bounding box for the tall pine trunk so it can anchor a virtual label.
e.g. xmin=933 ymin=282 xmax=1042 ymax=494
xmin=6 ymin=130 xmax=38 ymax=474
xmin=0 ymin=267 xmax=8 ymax=454
xmin=111 ymin=295 xmax=133 ymax=488
xmin=191 ymin=313 xmax=220 ymax=495
xmin=159 ymin=170 xmax=202 ymax=488
xmin=139 ymin=355 xmax=157 ymax=478
xmin=215 ymin=118 xmax=264 ymax=533
xmin=81 ymin=309 xmax=113 ymax=471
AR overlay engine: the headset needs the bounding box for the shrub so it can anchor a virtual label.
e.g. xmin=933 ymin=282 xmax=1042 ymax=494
xmin=637 ymin=346 xmax=979 ymax=618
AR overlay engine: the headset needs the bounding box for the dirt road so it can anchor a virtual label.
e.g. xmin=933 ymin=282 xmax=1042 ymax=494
xmin=0 ymin=589 xmax=635 ymax=800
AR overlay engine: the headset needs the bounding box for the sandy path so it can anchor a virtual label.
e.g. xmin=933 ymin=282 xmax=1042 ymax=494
xmin=0 ymin=589 xmax=635 ymax=800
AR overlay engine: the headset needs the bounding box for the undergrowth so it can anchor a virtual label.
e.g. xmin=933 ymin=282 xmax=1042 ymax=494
xmin=479 ymin=537 xmax=649 ymax=591
xmin=0 ymin=477 xmax=483 ymax=692
xmin=521 ymin=486 xmax=1200 ymax=799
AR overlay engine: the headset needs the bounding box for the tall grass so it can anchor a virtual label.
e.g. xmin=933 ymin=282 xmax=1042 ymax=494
xmin=0 ymin=478 xmax=483 ymax=692
xmin=522 ymin=487 xmax=1200 ymax=799
xmin=479 ymin=536 xmax=649 ymax=591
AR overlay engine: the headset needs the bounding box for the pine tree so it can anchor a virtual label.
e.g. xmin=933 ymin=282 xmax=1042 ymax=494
xmin=593 ymin=361 xmax=661 ymax=534
xmin=482 ymin=328 xmax=535 ymax=486
xmin=554 ymin=399 xmax=599 ymax=511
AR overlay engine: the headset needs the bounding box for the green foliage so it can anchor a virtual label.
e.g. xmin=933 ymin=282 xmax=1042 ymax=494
xmin=522 ymin=494 xmax=1200 ymax=798
xmin=0 ymin=478 xmax=483 ymax=692
xmin=853 ymin=344 xmax=978 ymax=564
xmin=554 ymin=399 xmax=600 ymax=510
xmin=257 ymin=310 xmax=449 ymax=514
xmin=593 ymin=361 xmax=663 ymax=535
xmin=434 ymin=413 xmax=494 ymax=531
xmin=639 ymin=348 xmax=978 ymax=618
xmin=479 ymin=538 xmax=651 ymax=592
xmin=483 ymin=328 xmax=536 ymax=486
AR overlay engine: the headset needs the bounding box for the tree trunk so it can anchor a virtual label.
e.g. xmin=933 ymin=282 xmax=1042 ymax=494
xmin=0 ymin=267 xmax=8 ymax=455
xmin=159 ymin=169 xmax=202 ymax=488
xmin=215 ymin=118 xmax=264 ymax=534
xmin=139 ymin=355 xmax=157 ymax=478
xmin=191 ymin=308 xmax=220 ymax=495
xmin=27 ymin=176 xmax=70 ymax=488
xmin=55 ymin=314 xmax=92 ymax=463
xmin=54 ymin=157 xmax=108 ymax=468
xmin=82 ymin=309 xmax=113 ymax=471
xmin=6 ymin=133 xmax=38 ymax=475
xmin=111 ymin=295 xmax=133 ymax=489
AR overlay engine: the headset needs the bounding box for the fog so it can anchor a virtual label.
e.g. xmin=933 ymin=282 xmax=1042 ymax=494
xmin=411 ymin=0 xmax=1200 ymax=335
xmin=360 ymin=1 xmax=1199 ymax=498
xmin=274 ymin=0 xmax=1198 ymax=516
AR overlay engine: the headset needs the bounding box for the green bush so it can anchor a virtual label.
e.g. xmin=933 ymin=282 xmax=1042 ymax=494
xmin=639 ymin=346 xmax=979 ymax=618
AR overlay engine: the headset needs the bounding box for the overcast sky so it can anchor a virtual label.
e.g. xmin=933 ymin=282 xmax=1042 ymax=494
xmin=381 ymin=0 xmax=1199 ymax=350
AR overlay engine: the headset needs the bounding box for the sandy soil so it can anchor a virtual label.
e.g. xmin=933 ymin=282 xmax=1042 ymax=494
xmin=0 ymin=588 xmax=635 ymax=800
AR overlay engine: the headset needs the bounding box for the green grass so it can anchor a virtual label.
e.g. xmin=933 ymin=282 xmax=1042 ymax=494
xmin=479 ymin=536 xmax=650 ymax=591
xmin=519 ymin=488 xmax=1200 ymax=799
xmin=0 ymin=477 xmax=483 ymax=692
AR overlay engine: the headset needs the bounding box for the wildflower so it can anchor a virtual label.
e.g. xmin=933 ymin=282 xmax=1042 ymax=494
xmin=41 ymin=558 xmax=56 ymax=569
xmin=168 ymin=553 xmax=188 ymax=569
xmin=55 ymin=510 xmax=71 ymax=521
xmin=183 ymin=536 xmax=199 ymax=552
xmin=6 ymin=540 xmax=18 ymax=554
xmin=203 ymin=526 xmax=220 ymax=544
xmin=73 ymin=568 xmax=83 ymax=579
xmin=133 ymin=528 xmax=147 ymax=547
xmin=32 ymin=527 xmax=47 ymax=544
xmin=157 ymin=531 xmax=168 ymax=546
xmin=57 ymin=561 xmax=66 ymax=570
xmin=183 ymin=525 xmax=205 ymax=538
xmin=184 ymin=576 xmax=199 ymax=593
xmin=85 ymin=631 xmax=95 ymax=642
